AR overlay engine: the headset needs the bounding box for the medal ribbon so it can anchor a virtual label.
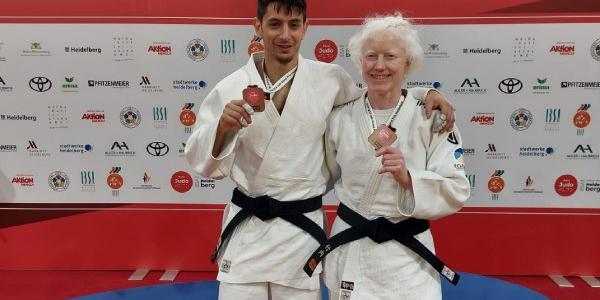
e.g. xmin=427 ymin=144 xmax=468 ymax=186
xmin=364 ymin=89 xmax=407 ymax=131
xmin=263 ymin=61 xmax=298 ymax=95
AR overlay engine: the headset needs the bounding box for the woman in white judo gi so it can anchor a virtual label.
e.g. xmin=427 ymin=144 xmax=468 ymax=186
xmin=305 ymin=14 xmax=470 ymax=299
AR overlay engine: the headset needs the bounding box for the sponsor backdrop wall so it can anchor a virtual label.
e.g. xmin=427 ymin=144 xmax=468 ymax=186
xmin=1 ymin=0 xmax=600 ymax=275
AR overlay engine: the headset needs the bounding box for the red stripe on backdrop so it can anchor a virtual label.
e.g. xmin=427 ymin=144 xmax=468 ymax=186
xmin=1 ymin=204 xmax=600 ymax=275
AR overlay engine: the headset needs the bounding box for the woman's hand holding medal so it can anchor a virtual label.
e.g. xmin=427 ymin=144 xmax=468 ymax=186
xmin=375 ymin=145 xmax=412 ymax=190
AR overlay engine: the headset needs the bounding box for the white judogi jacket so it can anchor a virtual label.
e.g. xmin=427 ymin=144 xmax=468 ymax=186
xmin=323 ymin=90 xmax=470 ymax=299
xmin=185 ymin=53 xmax=432 ymax=289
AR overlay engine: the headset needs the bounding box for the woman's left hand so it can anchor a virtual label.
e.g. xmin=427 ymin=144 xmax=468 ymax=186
xmin=375 ymin=146 xmax=412 ymax=190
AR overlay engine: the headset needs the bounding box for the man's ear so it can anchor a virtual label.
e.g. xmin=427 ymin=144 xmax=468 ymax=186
xmin=254 ymin=18 xmax=262 ymax=37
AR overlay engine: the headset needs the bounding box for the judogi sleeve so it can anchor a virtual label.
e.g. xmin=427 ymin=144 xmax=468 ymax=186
xmin=185 ymin=83 xmax=239 ymax=179
xmin=399 ymin=118 xmax=470 ymax=220
xmin=408 ymin=87 xmax=433 ymax=102
xmin=331 ymin=65 xmax=363 ymax=106
xmin=324 ymin=110 xmax=342 ymax=193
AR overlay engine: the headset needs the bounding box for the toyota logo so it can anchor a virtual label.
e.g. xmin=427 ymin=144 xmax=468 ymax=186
xmin=498 ymin=78 xmax=523 ymax=94
xmin=146 ymin=141 xmax=169 ymax=156
xmin=29 ymin=76 xmax=52 ymax=92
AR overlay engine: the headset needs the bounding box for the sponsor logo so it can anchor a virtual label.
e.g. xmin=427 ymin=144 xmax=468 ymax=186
xmin=579 ymin=179 xmax=600 ymax=193
xmin=545 ymin=108 xmax=561 ymax=131
xmin=463 ymin=147 xmax=475 ymax=156
xmin=48 ymin=171 xmax=69 ymax=192
xmin=107 ymin=167 xmax=124 ymax=196
xmin=485 ymin=144 xmax=508 ymax=160
xmin=61 ymin=76 xmax=79 ymax=92
xmin=573 ymin=104 xmax=591 ymax=137
xmin=153 ymin=106 xmax=168 ymax=129
xmin=26 ymin=140 xmax=50 ymax=157
xmin=171 ymin=171 xmax=193 ymax=193
xmin=29 ymin=76 xmax=52 ymax=92
xmin=220 ymin=259 xmax=231 ymax=273
xmin=82 ymin=110 xmax=105 ymax=123
xmin=532 ymin=78 xmax=550 ymax=94
xmin=0 ymin=41 xmax=6 ymax=61
xmin=81 ymin=170 xmax=96 ymax=192
xmin=199 ymin=178 xmax=216 ymax=189
xmin=453 ymin=148 xmax=465 ymax=169
xmin=424 ymin=43 xmax=449 ymax=58
xmin=462 ymin=47 xmax=501 ymax=55
xmin=48 ymin=105 xmax=69 ymax=129
xmin=88 ymin=79 xmax=130 ymax=88
xmin=406 ymin=81 xmax=440 ymax=89
xmin=179 ymin=142 xmax=186 ymax=156
xmin=22 ymin=42 xmax=52 ymax=56
xmin=454 ymin=78 xmax=487 ymax=94
xmin=498 ymin=78 xmax=523 ymax=94
xmin=120 ymin=107 xmax=141 ymax=128
xmin=566 ymin=144 xmax=599 ymax=160
xmin=0 ymin=76 xmax=13 ymax=92
xmin=447 ymin=132 xmax=459 ymax=145
xmin=132 ymin=172 xmax=161 ymax=190
xmin=146 ymin=141 xmax=169 ymax=157
xmin=247 ymin=35 xmax=264 ymax=56
xmin=488 ymin=170 xmax=505 ymax=200
xmin=314 ymin=39 xmax=338 ymax=63
xmin=467 ymin=174 xmax=476 ymax=191
xmin=0 ymin=114 xmax=37 ymax=122
xmin=340 ymin=281 xmax=355 ymax=291
xmin=59 ymin=143 xmax=93 ymax=154
xmin=470 ymin=113 xmax=494 ymax=125
xmin=220 ymin=39 xmax=235 ymax=62
xmin=11 ymin=175 xmax=34 ymax=187
xmin=519 ymin=146 xmax=555 ymax=157
xmin=561 ymin=81 xmax=600 ymax=89
xmin=513 ymin=176 xmax=543 ymax=194
xmin=147 ymin=42 xmax=172 ymax=55
xmin=140 ymin=75 xmax=163 ymax=93
xmin=338 ymin=44 xmax=351 ymax=58
xmin=64 ymin=46 xmax=102 ymax=54
xmin=180 ymin=103 xmax=196 ymax=133
xmin=513 ymin=37 xmax=535 ymax=63
xmin=555 ymin=174 xmax=577 ymax=196
xmin=113 ymin=36 xmax=134 ymax=62
xmin=187 ymin=39 xmax=209 ymax=61
xmin=105 ymin=141 xmax=136 ymax=157
xmin=172 ymin=79 xmax=207 ymax=91
xmin=549 ymin=42 xmax=575 ymax=55
xmin=0 ymin=144 xmax=17 ymax=152
xmin=510 ymin=108 xmax=533 ymax=131
xmin=591 ymin=38 xmax=600 ymax=61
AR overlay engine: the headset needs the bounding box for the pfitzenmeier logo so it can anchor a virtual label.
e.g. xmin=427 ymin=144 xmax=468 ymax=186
xmin=561 ymin=81 xmax=600 ymax=89
xmin=88 ymin=79 xmax=130 ymax=88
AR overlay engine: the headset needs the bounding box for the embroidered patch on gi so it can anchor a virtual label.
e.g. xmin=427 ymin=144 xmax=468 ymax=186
xmin=220 ymin=259 xmax=231 ymax=273
xmin=447 ymin=132 xmax=459 ymax=145
xmin=339 ymin=290 xmax=352 ymax=300
xmin=340 ymin=281 xmax=354 ymax=291
xmin=416 ymin=100 xmax=425 ymax=107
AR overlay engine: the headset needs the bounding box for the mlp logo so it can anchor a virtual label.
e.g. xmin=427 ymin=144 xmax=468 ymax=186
xmin=555 ymin=174 xmax=577 ymax=196
xmin=573 ymin=104 xmax=591 ymax=136
xmin=180 ymin=103 xmax=197 ymax=133
xmin=48 ymin=171 xmax=69 ymax=192
xmin=488 ymin=170 xmax=505 ymax=200
xmin=171 ymin=171 xmax=193 ymax=193
xmin=107 ymin=167 xmax=124 ymax=196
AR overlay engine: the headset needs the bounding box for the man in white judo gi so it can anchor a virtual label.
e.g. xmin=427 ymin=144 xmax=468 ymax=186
xmin=185 ymin=1 xmax=456 ymax=299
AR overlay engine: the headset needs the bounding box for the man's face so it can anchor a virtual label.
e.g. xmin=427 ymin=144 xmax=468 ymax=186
xmin=255 ymin=3 xmax=307 ymax=65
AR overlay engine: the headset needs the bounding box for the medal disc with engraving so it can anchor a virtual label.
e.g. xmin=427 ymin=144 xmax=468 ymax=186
xmin=368 ymin=124 xmax=397 ymax=150
xmin=243 ymin=85 xmax=266 ymax=112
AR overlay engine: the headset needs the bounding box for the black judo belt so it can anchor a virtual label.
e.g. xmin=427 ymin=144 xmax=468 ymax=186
xmin=303 ymin=203 xmax=460 ymax=285
xmin=210 ymin=188 xmax=327 ymax=263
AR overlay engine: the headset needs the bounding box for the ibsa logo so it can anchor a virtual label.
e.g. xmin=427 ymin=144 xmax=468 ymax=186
xmin=314 ymin=40 xmax=338 ymax=63
xmin=555 ymin=174 xmax=577 ymax=196
xmin=12 ymin=175 xmax=34 ymax=187
xmin=171 ymin=171 xmax=193 ymax=193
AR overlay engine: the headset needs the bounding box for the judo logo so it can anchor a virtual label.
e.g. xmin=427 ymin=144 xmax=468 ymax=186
xmin=488 ymin=170 xmax=505 ymax=200
xmin=120 ymin=107 xmax=141 ymax=128
xmin=315 ymin=39 xmax=338 ymax=63
xmin=510 ymin=108 xmax=533 ymax=131
xmin=171 ymin=171 xmax=193 ymax=193
xmin=187 ymin=39 xmax=209 ymax=62
xmin=573 ymin=104 xmax=591 ymax=136
xmin=555 ymin=174 xmax=577 ymax=196
xmin=48 ymin=171 xmax=69 ymax=192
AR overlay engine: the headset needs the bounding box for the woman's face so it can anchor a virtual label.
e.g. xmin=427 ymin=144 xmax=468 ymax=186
xmin=360 ymin=31 xmax=410 ymax=95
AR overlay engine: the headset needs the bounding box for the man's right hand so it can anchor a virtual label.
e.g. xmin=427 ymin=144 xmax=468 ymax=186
xmin=218 ymin=99 xmax=253 ymax=133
